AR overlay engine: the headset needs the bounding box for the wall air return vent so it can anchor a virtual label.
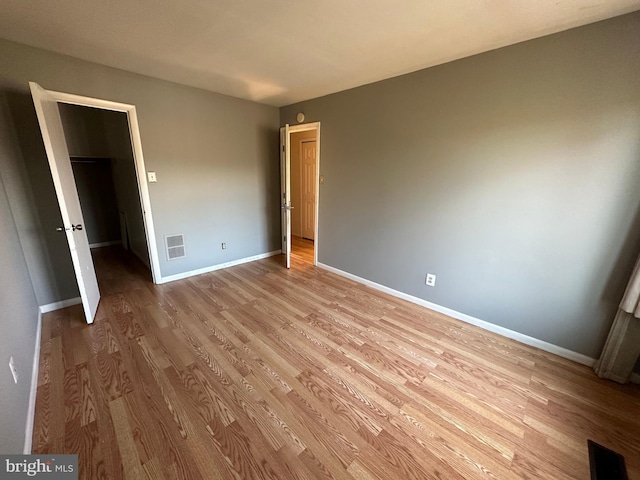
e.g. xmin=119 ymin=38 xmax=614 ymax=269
xmin=165 ymin=234 xmax=186 ymax=260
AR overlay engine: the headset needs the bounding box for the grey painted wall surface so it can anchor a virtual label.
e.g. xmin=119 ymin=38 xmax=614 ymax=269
xmin=1 ymin=92 xmax=77 ymax=305
xmin=0 ymin=38 xmax=280 ymax=304
xmin=0 ymin=86 xmax=53 ymax=451
xmin=0 ymin=148 xmax=39 ymax=451
xmin=281 ymin=13 xmax=640 ymax=358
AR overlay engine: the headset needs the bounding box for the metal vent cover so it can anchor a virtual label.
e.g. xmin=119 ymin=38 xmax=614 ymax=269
xmin=165 ymin=234 xmax=185 ymax=260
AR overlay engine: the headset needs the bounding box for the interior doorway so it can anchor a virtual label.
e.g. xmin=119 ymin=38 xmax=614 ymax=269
xmin=30 ymin=82 xmax=160 ymax=323
xmin=280 ymin=122 xmax=320 ymax=268
xmin=60 ymin=103 xmax=151 ymax=275
xmin=291 ymin=131 xmax=317 ymax=264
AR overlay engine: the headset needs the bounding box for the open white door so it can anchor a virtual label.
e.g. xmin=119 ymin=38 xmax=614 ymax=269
xmin=30 ymin=82 xmax=100 ymax=324
xmin=280 ymin=124 xmax=292 ymax=268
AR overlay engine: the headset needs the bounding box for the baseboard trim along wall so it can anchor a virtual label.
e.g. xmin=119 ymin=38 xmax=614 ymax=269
xmin=159 ymin=250 xmax=282 ymax=284
xmin=39 ymin=297 xmax=82 ymax=313
xmin=317 ymin=263 xmax=597 ymax=367
xmin=24 ymin=311 xmax=42 ymax=454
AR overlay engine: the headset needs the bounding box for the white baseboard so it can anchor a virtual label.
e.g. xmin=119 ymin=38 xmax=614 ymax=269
xmin=23 ymin=310 xmax=42 ymax=454
xmin=317 ymin=263 xmax=596 ymax=367
xmin=159 ymin=250 xmax=282 ymax=284
xmin=39 ymin=297 xmax=82 ymax=313
xmin=631 ymin=373 xmax=640 ymax=385
xmin=89 ymin=240 xmax=121 ymax=249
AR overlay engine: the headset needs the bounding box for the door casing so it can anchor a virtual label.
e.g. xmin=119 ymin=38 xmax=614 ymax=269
xmin=281 ymin=122 xmax=321 ymax=266
xmin=30 ymin=83 xmax=161 ymax=284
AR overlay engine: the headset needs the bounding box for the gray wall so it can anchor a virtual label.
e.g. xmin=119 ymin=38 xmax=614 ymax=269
xmin=0 ymin=38 xmax=280 ymax=305
xmin=281 ymin=12 xmax=640 ymax=359
xmin=0 ymin=108 xmax=40 ymax=452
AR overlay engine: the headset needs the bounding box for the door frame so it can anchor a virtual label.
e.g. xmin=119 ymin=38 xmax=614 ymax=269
xmin=286 ymin=122 xmax=320 ymax=266
xmin=37 ymin=87 xmax=161 ymax=284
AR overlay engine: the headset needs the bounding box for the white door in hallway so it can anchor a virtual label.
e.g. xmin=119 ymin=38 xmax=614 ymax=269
xmin=30 ymin=82 xmax=100 ymax=324
xmin=301 ymin=140 xmax=317 ymax=240
xmin=280 ymin=124 xmax=292 ymax=268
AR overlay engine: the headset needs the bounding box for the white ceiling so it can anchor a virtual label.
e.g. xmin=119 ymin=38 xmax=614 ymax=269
xmin=0 ymin=0 xmax=638 ymax=106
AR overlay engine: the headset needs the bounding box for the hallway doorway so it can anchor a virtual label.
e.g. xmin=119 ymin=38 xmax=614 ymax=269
xmin=281 ymin=123 xmax=322 ymax=268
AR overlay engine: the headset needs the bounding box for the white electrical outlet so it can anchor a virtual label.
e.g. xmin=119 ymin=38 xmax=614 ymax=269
xmin=9 ymin=356 xmax=18 ymax=384
xmin=221 ymin=242 xmax=226 ymax=250
xmin=147 ymin=171 xmax=157 ymax=183
xmin=426 ymin=273 xmax=436 ymax=287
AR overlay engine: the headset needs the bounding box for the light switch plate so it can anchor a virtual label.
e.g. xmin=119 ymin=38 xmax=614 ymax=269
xmin=147 ymin=171 xmax=157 ymax=183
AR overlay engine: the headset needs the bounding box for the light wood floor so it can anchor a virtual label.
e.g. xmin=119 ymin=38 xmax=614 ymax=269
xmin=33 ymin=247 xmax=640 ymax=479
xmin=292 ymin=235 xmax=315 ymax=264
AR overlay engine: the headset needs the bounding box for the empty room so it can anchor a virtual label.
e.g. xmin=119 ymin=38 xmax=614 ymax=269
xmin=1 ymin=1 xmax=640 ymax=479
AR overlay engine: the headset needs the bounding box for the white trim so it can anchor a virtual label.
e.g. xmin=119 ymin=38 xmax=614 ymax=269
xmin=288 ymin=122 xmax=321 ymax=133
xmin=280 ymin=125 xmax=291 ymax=268
xmin=631 ymin=373 xmax=640 ymax=385
xmin=317 ymin=263 xmax=597 ymax=367
xmin=24 ymin=311 xmax=42 ymax=454
xmin=39 ymin=85 xmax=162 ymax=285
xmin=159 ymin=250 xmax=282 ymax=284
xmin=29 ymin=82 xmax=99 ymax=325
xmin=287 ymin=122 xmax=320 ymax=266
xmin=89 ymin=240 xmax=121 ymax=249
xmin=39 ymin=297 xmax=82 ymax=314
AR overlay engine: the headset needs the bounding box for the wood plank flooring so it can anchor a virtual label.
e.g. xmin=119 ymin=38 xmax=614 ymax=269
xmin=292 ymin=235 xmax=314 ymax=264
xmin=33 ymin=246 xmax=640 ymax=479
